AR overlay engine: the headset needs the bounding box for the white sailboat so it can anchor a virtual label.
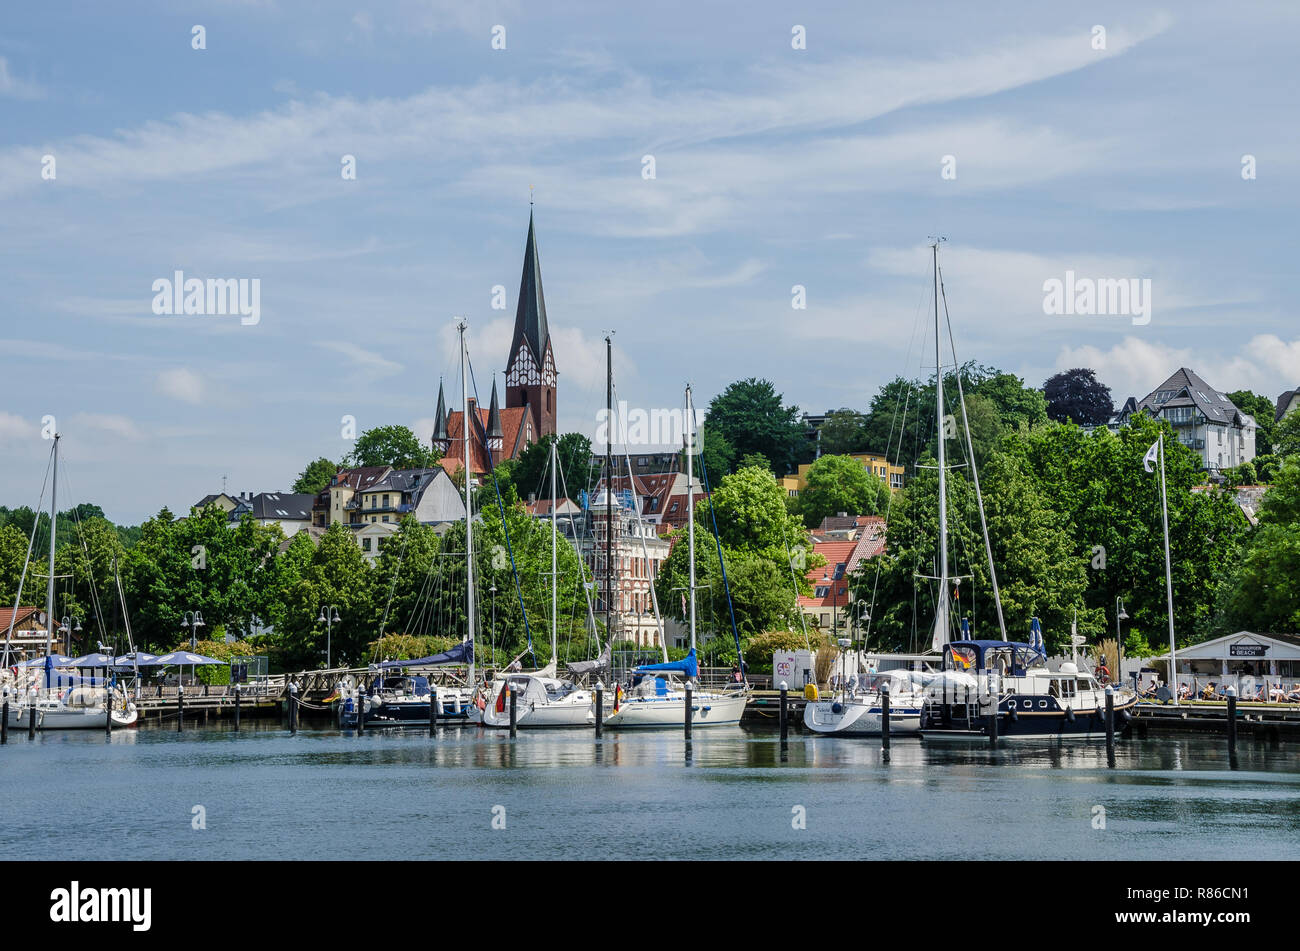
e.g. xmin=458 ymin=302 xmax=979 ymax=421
xmin=479 ymin=436 xmax=596 ymax=727
xmin=4 ymin=433 xmax=136 ymax=730
xmin=603 ymin=384 xmax=748 ymax=729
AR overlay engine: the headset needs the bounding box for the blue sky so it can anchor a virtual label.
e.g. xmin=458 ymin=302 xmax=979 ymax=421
xmin=1 ymin=1 xmax=1297 ymax=523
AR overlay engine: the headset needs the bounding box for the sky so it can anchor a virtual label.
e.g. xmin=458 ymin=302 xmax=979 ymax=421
xmin=1 ymin=1 xmax=1297 ymax=523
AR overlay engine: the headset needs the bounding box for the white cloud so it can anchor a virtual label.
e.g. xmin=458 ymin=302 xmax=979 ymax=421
xmin=0 ymin=411 xmax=38 ymax=442
xmin=156 ymin=368 xmax=205 ymax=404
xmin=1055 ymin=334 xmax=1300 ymax=402
xmin=0 ymin=57 xmax=43 ymax=100
xmin=315 ymin=341 xmax=404 ymax=380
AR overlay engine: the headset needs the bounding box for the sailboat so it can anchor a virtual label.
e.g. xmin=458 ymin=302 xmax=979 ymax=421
xmin=479 ymin=437 xmax=597 ymax=728
xmin=894 ymin=242 xmax=1139 ymax=742
xmin=337 ymin=321 xmax=478 ymax=730
xmin=4 ymin=433 xmax=136 ymax=730
xmin=603 ymin=384 xmax=748 ymax=728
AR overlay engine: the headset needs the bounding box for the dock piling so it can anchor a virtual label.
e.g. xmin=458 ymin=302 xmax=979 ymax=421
xmin=508 ymin=686 xmax=517 ymax=737
xmin=594 ymin=685 xmax=603 ymax=738
xmin=429 ymin=688 xmax=437 ymax=737
xmin=288 ymin=682 xmax=299 ymax=734
xmin=1105 ymin=687 xmax=1115 ymax=765
xmin=684 ymin=684 xmax=693 ymax=740
xmin=778 ymin=682 xmax=788 ymax=750
xmin=28 ymin=689 xmax=36 ymax=738
xmin=2 ymin=695 xmax=8 ymax=744
xmin=881 ymin=682 xmax=891 ymax=755
xmin=1226 ymin=686 xmax=1238 ymax=768
xmin=234 ymin=685 xmax=241 ymax=732
xmin=177 ymin=685 xmax=184 ymax=733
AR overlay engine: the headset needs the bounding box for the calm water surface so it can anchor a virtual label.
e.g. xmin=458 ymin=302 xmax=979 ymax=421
xmin=2 ymin=723 xmax=1297 ymax=859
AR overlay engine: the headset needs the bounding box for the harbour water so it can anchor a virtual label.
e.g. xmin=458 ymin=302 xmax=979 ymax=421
xmin=2 ymin=724 xmax=1298 ymax=860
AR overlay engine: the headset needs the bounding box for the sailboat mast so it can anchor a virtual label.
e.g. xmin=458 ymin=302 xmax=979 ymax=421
xmin=686 ymin=386 xmax=697 ymax=654
xmin=550 ymin=436 xmax=558 ymax=666
xmin=932 ymin=242 xmax=951 ymax=650
xmin=46 ymin=432 xmax=59 ymax=658
xmin=460 ymin=320 xmax=476 ymax=685
xmin=1158 ymin=433 xmax=1179 ymax=703
xmin=605 ymin=335 xmax=614 ymax=651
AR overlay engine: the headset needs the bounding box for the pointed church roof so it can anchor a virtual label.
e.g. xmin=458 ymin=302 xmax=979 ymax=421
xmin=487 ymin=378 xmax=503 ymax=439
xmin=433 ymin=379 xmax=448 ymax=441
xmin=508 ymin=209 xmax=550 ymax=370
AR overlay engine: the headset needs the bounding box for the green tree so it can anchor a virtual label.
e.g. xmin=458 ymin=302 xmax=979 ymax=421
xmin=792 ymin=454 xmax=890 ymax=527
xmin=816 ymin=409 xmax=870 ymax=455
xmin=292 ymin=457 xmax=339 ymax=494
xmin=1276 ymin=410 xmax=1300 ymax=458
xmin=346 ymin=425 xmax=442 ymax=470
xmin=1227 ymin=390 xmax=1276 ymax=454
xmin=0 ymin=523 xmax=32 ymax=608
xmin=703 ymin=379 xmax=804 ymax=475
xmin=1214 ymin=456 xmax=1300 ymax=634
xmin=1043 ymin=368 xmax=1114 ymax=425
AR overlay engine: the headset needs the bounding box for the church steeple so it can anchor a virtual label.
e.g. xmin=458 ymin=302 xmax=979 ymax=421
xmin=432 ymin=378 xmax=449 ymax=452
xmin=487 ymin=377 xmax=503 ymax=443
xmin=505 ymin=207 xmax=557 ymax=437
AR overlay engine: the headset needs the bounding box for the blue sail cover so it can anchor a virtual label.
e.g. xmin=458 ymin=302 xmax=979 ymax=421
xmin=377 ymin=640 xmax=474 ymax=669
xmin=633 ymin=647 xmax=699 ymax=679
xmin=1029 ymin=617 xmax=1047 ymax=658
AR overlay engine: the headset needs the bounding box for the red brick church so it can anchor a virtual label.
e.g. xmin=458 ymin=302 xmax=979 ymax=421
xmin=433 ymin=209 xmax=558 ymax=478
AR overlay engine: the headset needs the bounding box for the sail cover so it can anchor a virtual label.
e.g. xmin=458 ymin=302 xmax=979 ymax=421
xmin=377 ymin=640 xmax=473 ymax=669
xmin=634 ymin=647 xmax=698 ymax=679
xmin=566 ymin=643 xmax=610 ymax=677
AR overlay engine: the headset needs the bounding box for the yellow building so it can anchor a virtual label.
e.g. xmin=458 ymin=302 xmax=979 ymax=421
xmin=783 ymin=452 xmax=905 ymax=498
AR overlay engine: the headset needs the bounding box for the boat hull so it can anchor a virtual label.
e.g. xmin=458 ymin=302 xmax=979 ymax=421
xmin=604 ymin=691 xmax=747 ymax=728
xmin=803 ymin=698 xmax=923 ymax=736
xmin=920 ymin=701 xmax=1137 ymax=742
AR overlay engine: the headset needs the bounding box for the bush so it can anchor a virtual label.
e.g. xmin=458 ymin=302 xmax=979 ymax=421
xmin=171 ymin=638 xmax=256 ymax=685
xmin=743 ymin=629 xmax=813 ymax=672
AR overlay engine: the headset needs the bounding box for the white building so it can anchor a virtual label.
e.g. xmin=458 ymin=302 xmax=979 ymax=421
xmin=1110 ymin=368 xmax=1256 ymax=474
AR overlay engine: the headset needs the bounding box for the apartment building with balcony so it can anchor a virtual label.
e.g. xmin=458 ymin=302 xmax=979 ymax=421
xmin=1109 ymin=368 xmax=1256 ymax=473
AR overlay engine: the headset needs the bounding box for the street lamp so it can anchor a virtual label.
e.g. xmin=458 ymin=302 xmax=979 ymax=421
xmin=180 ymin=610 xmax=205 ymax=649
xmin=1116 ymin=597 xmax=1129 ymax=688
xmin=317 ymin=605 xmax=341 ymax=669
xmin=59 ymin=613 xmax=83 ymax=655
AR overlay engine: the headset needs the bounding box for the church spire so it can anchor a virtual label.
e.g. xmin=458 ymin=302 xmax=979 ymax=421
xmin=508 ymin=208 xmax=550 ymax=372
xmin=432 ymin=378 xmax=448 ymax=444
xmin=487 ymin=377 xmax=503 ymax=440
xmin=505 ymin=207 xmax=557 ymax=438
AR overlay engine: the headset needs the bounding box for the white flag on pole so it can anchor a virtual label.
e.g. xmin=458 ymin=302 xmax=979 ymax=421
xmin=1142 ymin=439 xmax=1160 ymax=473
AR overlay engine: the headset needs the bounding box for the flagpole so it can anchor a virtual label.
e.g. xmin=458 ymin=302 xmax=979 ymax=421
xmin=1158 ymin=433 xmax=1178 ymax=706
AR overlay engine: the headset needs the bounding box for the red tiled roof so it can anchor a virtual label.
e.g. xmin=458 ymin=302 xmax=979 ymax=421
xmin=0 ymin=606 xmax=46 ymax=632
xmin=798 ymin=539 xmax=857 ymax=609
xmin=439 ymin=404 xmax=534 ymax=476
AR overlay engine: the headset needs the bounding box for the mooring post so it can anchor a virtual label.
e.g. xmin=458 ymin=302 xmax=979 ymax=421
xmin=357 ymin=684 xmax=365 ymax=734
xmin=987 ymin=682 xmax=998 ymax=748
xmin=778 ymin=681 xmax=789 ymax=748
xmin=2 ymin=691 xmax=9 ymax=745
xmin=28 ymin=689 xmax=37 ymax=738
xmin=105 ymin=692 xmax=112 ymax=737
xmin=1226 ymin=686 xmax=1238 ymax=767
xmin=684 ymin=684 xmax=693 ymax=740
xmin=289 ymin=681 xmax=299 ymax=734
xmin=177 ymin=684 xmax=184 ymax=733
xmin=881 ymin=682 xmax=891 ymax=754
xmin=508 ymin=685 xmax=517 ymax=737
xmin=594 ymin=684 xmax=603 ymax=738
xmin=429 ymin=688 xmax=437 ymax=737
xmin=1105 ymin=686 xmax=1115 ymax=764
xmin=234 ymin=685 xmax=241 ymax=732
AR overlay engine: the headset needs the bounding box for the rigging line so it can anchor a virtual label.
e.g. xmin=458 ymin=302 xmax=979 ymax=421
xmin=611 ymin=380 xmax=669 ymax=661
xmin=938 ymin=258 xmax=1007 ymax=641
xmin=3 ymin=441 xmax=54 ymax=668
xmin=780 ymin=516 xmax=812 ymax=654
xmin=692 ymin=397 xmax=746 ymax=677
xmin=555 ymin=450 xmax=601 ymax=654
xmin=466 ymin=354 xmax=535 ymax=664
xmin=63 ymin=480 xmax=110 ymax=652
xmin=374 ymin=524 xmax=412 ymax=656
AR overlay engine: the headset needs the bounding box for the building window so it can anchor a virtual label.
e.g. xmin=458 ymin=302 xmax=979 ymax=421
xmin=362 ymin=538 xmax=372 ymax=552
xmin=383 ymin=494 xmax=390 ymax=507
